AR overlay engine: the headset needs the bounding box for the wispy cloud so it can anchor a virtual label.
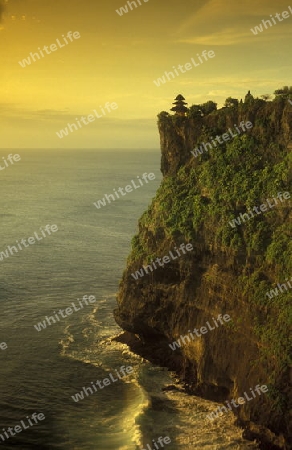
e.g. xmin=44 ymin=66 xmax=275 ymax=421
xmin=0 ymin=104 xmax=71 ymax=121
xmin=178 ymin=28 xmax=254 ymax=46
xmin=177 ymin=0 xmax=292 ymax=45
xmin=0 ymin=104 xmax=155 ymax=129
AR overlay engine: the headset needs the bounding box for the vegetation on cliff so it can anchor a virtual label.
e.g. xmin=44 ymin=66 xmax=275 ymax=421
xmin=117 ymin=90 xmax=291 ymax=447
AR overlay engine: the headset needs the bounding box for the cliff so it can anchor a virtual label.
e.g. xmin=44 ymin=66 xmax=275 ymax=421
xmin=114 ymin=96 xmax=292 ymax=449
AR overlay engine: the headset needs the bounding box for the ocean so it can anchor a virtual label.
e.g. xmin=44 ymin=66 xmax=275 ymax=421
xmin=0 ymin=150 xmax=258 ymax=449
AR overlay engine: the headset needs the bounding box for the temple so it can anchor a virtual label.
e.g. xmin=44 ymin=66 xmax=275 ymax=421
xmin=170 ymin=94 xmax=188 ymax=116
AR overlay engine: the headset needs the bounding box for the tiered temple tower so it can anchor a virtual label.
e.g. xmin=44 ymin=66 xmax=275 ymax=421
xmin=170 ymin=94 xmax=188 ymax=116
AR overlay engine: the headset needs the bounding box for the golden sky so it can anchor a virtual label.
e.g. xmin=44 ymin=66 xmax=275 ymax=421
xmin=1 ymin=0 xmax=292 ymax=148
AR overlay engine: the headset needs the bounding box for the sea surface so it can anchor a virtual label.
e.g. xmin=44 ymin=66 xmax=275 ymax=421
xmin=0 ymin=150 xmax=259 ymax=449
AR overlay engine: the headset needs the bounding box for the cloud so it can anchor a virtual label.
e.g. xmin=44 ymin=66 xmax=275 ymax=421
xmin=178 ymin=28 xmax=254 ymax=46
xmin=0 ymin=104 xmax=71 ymax=121
xmin=179 ymin=25 xmax=292 ymax=46
xmin=177 ymin=0 xmax=292 ymax=45
xmin=0 ymin=104 xmax=155 ymax=130
xmin=178 ymin=0 xmax=288 ymax=32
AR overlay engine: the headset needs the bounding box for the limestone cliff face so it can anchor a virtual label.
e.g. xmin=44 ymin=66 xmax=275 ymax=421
xmin=114 ymin=98 xmax=292 ymax=449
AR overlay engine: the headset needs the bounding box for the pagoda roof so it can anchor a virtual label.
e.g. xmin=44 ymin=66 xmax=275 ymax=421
xmin=175 ymin=94 xmax=186 ymax=100
xmin=172 ymin=100 xmax=188 ymax=105
xmin=170 ymin=105 xmax=188 ymax=111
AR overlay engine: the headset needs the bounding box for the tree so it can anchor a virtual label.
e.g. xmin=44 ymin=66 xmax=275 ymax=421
xmin=158 ymin=111 xmax=170 ymax=120
xmin=224 ymin=97 xmax=239 ymax=108
xmin=261 ymin=94 xmax=272 ymax=101
xmin=157 ymin=111 xmax=172 ymax=127
xmin=188 ymin=104 xmax=203 ymax=119
xmin=274 ymin=86 xmax=292 ymax=99
xmin=199 ymin=101 xmax=217 ymax=115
